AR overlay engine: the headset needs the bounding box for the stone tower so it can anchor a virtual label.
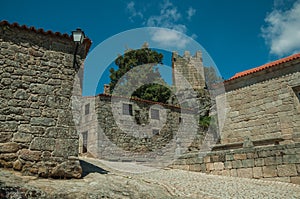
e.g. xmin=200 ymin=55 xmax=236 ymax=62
xmin=172 ymin=51 xmax=205 ymax=91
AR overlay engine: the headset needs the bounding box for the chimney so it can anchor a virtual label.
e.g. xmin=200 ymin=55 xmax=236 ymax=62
xmin=104 ymin=84 xmax=110 ymax=95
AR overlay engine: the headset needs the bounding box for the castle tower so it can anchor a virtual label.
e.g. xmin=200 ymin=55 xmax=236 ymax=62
xmin=172 ymin=51 xmax=206 ymax=91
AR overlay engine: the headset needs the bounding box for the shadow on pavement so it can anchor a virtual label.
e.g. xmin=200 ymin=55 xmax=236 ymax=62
xmin=80 ymin=160 xmax=109 ymax=177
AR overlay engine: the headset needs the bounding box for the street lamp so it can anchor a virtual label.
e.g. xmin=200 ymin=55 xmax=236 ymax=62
xmin=72 ymin=28 xmax=85 ymax=70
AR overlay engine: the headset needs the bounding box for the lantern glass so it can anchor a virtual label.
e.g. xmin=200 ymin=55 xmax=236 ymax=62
xmin=72 ymin=29 xmax=85 ymax=44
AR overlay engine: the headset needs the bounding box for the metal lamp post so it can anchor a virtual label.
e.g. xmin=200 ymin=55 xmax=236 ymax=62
xmin=72 ymin=28 xmax=85 ymax=70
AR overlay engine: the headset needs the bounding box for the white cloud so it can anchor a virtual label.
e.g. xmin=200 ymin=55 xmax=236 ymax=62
xmin=126 ymin=1 xmax=143 ymax=22
xmin=150 ymin=29 xmax=190 ymax=48
xmin=262 ymin=0 xmax=300 ymax=56
xmin=187 ymin=7 xmax=196 ymax=20
xmin=146 ymin=0 xmax=194 ymax=48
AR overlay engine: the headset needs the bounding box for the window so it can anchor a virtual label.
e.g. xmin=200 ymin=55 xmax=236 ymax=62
xmin=179 ymin=117 xmax=182 ymax=123
xmin=152 ymin=129 xmax=159 ymax=135
xmin=292 ymin=86 xmax=300 ymax=102
xmin=151 ymin=109 xmax=160 ymax=120
xmin=85 ymin=103 xmax=90 ymax=115
xmin=123 ymin=103 xmax=133 ymax=116
xmin=82 ymin=131 xmax=88 ymax=153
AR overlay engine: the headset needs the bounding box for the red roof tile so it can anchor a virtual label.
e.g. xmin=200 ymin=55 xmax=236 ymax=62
xmin=226 ymin=53 xmax=300 ymax=82
xmin=0 ymin=20 xmax=92 ymax=56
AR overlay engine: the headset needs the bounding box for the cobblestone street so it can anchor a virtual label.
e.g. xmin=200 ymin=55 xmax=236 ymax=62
xmin=2 ymin=157 xmax=299 ymax=198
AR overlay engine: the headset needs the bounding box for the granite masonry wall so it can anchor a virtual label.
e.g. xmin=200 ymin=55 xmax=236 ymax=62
xmin=0 ymin=21 xmax=90 ymax=178
xmin=216 ymin=58 xmax=300 ymax=145
xmin=172 ymin=51 xmax=206 ymax=91
xmin=79 ymin=94 xmax=204 ymax=162
xmin=170 ymin=55 xmax=300 ymax=184
xmin=170 ymin=143 xmax=300 ymax=184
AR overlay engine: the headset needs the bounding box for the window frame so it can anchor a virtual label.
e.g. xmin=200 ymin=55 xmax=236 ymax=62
xmin=122 ymin=103 xmax=133 ymax=116
xmin=85 ymin=103 xmax=90 ymax=115
xmin=150 ymin=108 xmax=160 ymax=120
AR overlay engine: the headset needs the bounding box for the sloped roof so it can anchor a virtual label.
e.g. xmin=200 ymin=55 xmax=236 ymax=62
xmin=227 ymin=53 xmax=300 ymax=82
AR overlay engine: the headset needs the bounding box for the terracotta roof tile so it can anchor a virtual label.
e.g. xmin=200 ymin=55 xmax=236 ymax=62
xmin=0 ymin=20 xmax=92 ymax=56
xmin=226 ymin=53 xmax=300 ymax=82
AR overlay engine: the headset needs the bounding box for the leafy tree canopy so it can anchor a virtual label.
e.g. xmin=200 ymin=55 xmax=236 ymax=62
xmin=109 ymin=47 xmax=171 ymax=103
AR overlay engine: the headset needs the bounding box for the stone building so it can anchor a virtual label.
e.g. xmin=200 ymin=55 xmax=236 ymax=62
xmin=172 ymin=51 xmax=206 ymax=91
xmin=0 ymin=21 xmax=91 ymax=178
xmin=216 ymin=53 xmax=300 ymax=145
xmin=171 ymin=53 xmax=300 ymax=184
xmin=79 ymin=94 xmax=200 ymax=164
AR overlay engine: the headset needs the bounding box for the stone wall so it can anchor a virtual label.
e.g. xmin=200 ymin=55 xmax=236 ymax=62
xmin=172 ymin=51 xmax=205 ymax=91
xmin=171 ymin=143 xmax=300 ymax=184
xmin=79 ymin=94 xmax=204 ymax=162
xmin=0 ymin=21 xmax=90 ymax=178
xmin=216 ymin=59 xmax=300 ymax=144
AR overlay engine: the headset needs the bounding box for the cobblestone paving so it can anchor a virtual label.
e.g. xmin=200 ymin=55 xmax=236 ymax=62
xmin=1 ymin=157 xmax=300 ymax=198
xmin=98 ymin=158 xmax=300 ymax=199
xmin=135 ymin=169 xmax=300 ymax=198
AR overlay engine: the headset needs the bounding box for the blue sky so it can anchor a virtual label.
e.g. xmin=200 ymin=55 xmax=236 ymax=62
xmin=2 ymin=0 xmax=300 ymax=96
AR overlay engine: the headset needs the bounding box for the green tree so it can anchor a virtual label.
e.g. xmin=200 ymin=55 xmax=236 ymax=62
xmin=109 ymin=47 xmax=171 ymax=103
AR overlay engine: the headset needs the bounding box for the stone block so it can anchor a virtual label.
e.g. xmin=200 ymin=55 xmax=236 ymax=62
xmin=220 ymin=169 xmax=230 ymax=176
xmin=0 ymin=153 xmax=18 ymax=162
xmin=224 ymin=161 xmax=232 ymax=169
xmin=206 ymin=163 xmax=214 ymax=171
xmin=225 ymin=154 xmax=234 ymax=161
xmin=0 ymin=121 xmax=18 ymax=132
xmin=255 ymin=158 xmax=265 ymax=167
xmin=253 ymin=167 xmax=263 ymax=178
xmin=204 ymin=156 xmax=211 ymax=163
xmin=213 ymin=162 xmax=224 ymax=170
xmin=262 ymin=166 xmax=277 ymax=178
xmin=237 ymin=168 xmax=253 ymax=178
xmin=242 ymin=159 xmax=254 ymax=168
xmin=232 ymin=160 xmax=242 ymax=169
xmin=0 ymin=142 xmax=19 ymax=153
xmin=189 ymin=164 xmax=201 ymax=172
xmin=13 ymin=132 xmax=32 ymax=143
xmin=52 ymin=139 xmax=79 ymax=158
xmin=31 ymin=117 xmax=56 ymax=127
xmin=13 ymin=159 xmax=22 ymax=171
xmin=264 ymin=156 xmax=281 ymax=166
xmin=30 ymin=137 xmax=55 ymax=151
xmin=291 ymin=177 xmax=300 ymax=185
xmin=211 ymin=155 xmax=219 ymax=162
xmin=277 ymin=164 xmax=297 ymax=177
xmin=234 ymin=153 xmax=247 ymax=160
xmin=246 ymin=153 xmax=255 ymax=159
xmin=283 ymin=154 xmax=300 ymax=164
xmin=230 ymin=169 xmax=237 ymax=177
xmin=44 ymin=127 xmax=77 ymax=139
xmin=18 ymin=124 xmax=45 ymax=134
xmin=19 ymin=149 xmax=41 ymax=161
xmin=0 ymin=132 xmax=13 ymax=142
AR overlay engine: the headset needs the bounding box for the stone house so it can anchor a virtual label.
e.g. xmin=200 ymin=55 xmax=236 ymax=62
xmin=171 ymin=53 xmax=300 ymax=184
xmin=216 ymin=53 xmax=300 ymax=145
xmin=79 ymin=93 xmax=201 ymax=163
xmin=0 ymin=21 xmax=91 ymax=178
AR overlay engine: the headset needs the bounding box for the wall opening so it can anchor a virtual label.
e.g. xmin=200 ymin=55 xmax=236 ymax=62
xmin=82 ymin=131 xmax=88 ymax=153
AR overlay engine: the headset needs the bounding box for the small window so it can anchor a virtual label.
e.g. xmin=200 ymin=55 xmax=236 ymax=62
xmin=82 ymin=131 xmax=88 ymax=153
xmin=152 ymin=129 xmax=159 ymax=135
xmin=85 ymin=103 xmax=90 ymax=115
xmin=123 ymin=103 xmax=133 ymax=116
xmin=179 ymin=117 xmax=182 ymax=123
xmin=292 ymin=86 xmax=300 ymax=102
xmin=151 ymin=109 xmax=160 ymax=120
